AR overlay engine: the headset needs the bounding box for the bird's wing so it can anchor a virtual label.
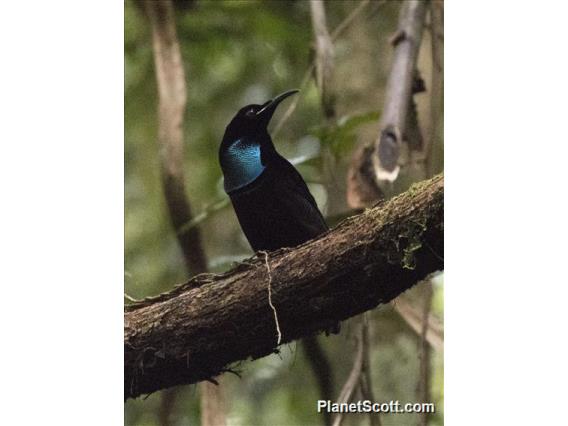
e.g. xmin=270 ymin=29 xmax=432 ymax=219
xmin=273 ymin=155 xmax=329 ymax=235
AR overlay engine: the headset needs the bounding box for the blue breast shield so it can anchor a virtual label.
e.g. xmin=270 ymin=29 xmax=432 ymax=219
xmin=222 ymin=138 xmax=266 ymax=193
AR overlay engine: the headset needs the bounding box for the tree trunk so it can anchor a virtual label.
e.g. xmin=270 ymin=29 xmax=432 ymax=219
xmin=144 ymin=1 xmax=223 ymax=423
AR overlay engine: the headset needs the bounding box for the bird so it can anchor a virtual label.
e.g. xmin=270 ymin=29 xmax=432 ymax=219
xmin=219 ymin=90 xmax=339 ymax=408
xmin=219 ymin=89 xmax=329 ymax=252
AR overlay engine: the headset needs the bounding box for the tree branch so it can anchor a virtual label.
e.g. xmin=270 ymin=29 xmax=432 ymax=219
xmin=332 ymin=326 xmax=364 ymax=426
xmin=393 ymin=292 xmax=443 ymax=352
xmin=373 ymin=0 xmax=427 ymax=182
xmin=417 ymin=281 xmax=433 ymax=426
xmin=347 ymin=0 xmax=428 ymax=208
xmin=427 ymin=0 xmax=444 ymax=177
xmin=360 ymin=314 xmax=381 ymax=426
xmin=125 ymin=174 xmax=444 ymax=400
xmin=303 ymin=335 xmax=334 ymax=426
xmin=310 ymin=0 xmax=336 ymax=119
xmin=273 ymin=0 xmax=380 ymax=137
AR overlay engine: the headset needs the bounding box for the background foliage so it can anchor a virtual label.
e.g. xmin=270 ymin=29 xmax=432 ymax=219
xmin=125 ymin=1 xmax=443 ymax=425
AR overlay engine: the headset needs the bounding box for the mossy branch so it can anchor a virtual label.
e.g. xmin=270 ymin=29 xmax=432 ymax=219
xmin=125 ymin=174 xmax=444 ymax=400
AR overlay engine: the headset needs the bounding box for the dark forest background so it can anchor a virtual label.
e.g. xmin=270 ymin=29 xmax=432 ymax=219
xmin=125 ymin=1 xmax=443 ymax=425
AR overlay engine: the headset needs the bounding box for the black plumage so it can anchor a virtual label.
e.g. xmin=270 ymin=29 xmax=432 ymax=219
xmin=219 ymin=89 xmax=328 ymax=252
xmin=229 ymin=152 xmax=328 ymax=252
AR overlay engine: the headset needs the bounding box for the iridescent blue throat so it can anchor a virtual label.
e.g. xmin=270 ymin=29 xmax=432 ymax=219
xmin=222 ymin=138 xmax=266 ymax=193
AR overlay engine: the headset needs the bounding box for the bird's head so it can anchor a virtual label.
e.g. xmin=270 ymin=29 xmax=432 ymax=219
xmin=219 ymin=89 xmax=298 ymax=193
xmin=221 ymin=89 xmax=299 ymax=144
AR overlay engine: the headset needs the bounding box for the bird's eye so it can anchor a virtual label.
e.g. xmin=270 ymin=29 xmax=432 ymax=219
xmin=245 ymin=108 xmax=256 ymax=118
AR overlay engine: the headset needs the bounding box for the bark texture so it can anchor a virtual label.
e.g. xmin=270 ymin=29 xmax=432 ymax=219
xmin=145 ymin=2 xmax=223 ymax=423
xmin=125 ymin=175 xmax=444 ymax=400
xmin=373 ymin=0 xmax=427 ymax=181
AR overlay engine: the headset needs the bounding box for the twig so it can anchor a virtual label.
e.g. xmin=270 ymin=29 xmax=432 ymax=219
xmin=272 ymin=66 xmax=313 ymax=136
xmin=178 ymin=198 xmax=230 ymax=236
xmin=158 ymin=388 xmax=176 ymax=426
xmin=331 ymin=0 xmax=372 ymax=41
xmin=360 ymin=314 xmax=381 ymax=426
xmin=332 ymin=326 xmax=364 ymax=426
xmin=392 ymin=293 xmax=443 ymax=352
xmin=261 ymin=251 xmax=282 ymax=345
xmin=417 ymin=281 xmax=433 ymax=426
xmin=273 ymin=0 xmax=378 ymax=136
xmin=303 ymin=335 xmax=334 ymax=426
xmin=200 ymin=381 xmax=226 ymax=426
xmin=426 ymin=0 xmax=444 ymax=177
xmin=124 ymin=293 xmax=140 ymax=303
xmin=310 ymin=0 xmax=336 ymax=118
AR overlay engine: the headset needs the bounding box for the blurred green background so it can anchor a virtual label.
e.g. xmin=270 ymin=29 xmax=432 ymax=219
xmin=125 ymin=1 xmax=443 ymax=425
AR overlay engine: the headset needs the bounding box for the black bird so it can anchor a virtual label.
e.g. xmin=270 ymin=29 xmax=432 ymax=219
xmin=219 ymin=89 xmax=328 ymax=252
xmin=220 ymin=90 xmax=339 ymax=407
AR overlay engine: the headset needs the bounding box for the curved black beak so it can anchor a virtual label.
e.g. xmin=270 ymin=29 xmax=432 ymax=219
xmin=256 ymin=89 xmax=299 ymax=124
